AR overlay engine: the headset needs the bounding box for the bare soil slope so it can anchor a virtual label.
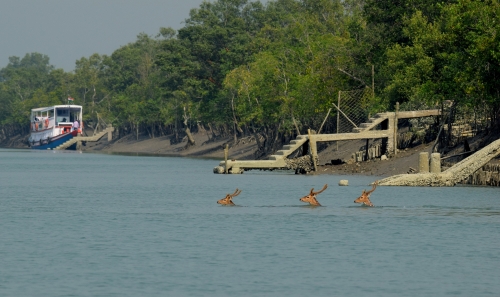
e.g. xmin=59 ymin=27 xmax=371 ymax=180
xmin=81 ymin=130 xmax=260 ymax=161
xmin=83 ymin=131 xmax=433 ymax=177
xmin=315 ymin=141 xmax=432 ymax=176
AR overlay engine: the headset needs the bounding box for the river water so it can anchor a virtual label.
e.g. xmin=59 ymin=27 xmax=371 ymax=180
xmin=0 ymin=148 xmax=499 ymax=296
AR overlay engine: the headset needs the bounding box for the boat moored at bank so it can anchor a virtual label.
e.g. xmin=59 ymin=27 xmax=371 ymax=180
xmin=28 ymin=104 xmax=83 ymax=150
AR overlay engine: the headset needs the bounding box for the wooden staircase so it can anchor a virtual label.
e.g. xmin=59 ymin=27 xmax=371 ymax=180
xmin=352 ymin=112 xmax=391 ymax=133
xmin=215 ymin=135 xmax=309 ymax=173
xmin=268 ymin=135 xmax=308 ymax=160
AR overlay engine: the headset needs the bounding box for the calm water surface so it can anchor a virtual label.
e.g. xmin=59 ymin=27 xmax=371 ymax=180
xmin=1 ymin=148 xmax=499 ymax=296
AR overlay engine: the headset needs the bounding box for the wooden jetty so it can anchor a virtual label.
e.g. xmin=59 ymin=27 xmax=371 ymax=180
xmin=214 ymin=109 xmax=441 ymax=174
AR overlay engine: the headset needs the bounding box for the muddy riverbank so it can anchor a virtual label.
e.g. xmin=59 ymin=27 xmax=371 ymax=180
xmin=3 ymin=128 xmax=499 ymax=178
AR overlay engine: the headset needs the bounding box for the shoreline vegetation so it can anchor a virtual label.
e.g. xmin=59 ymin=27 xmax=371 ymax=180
xmin=1 ymin=0 xmax=499 ymax=182
xmin=2 ymin=126 xmax=499 ymax=182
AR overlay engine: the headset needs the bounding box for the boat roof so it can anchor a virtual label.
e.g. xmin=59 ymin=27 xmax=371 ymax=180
xmin=31 ymin=105 xmax=83 ymax=112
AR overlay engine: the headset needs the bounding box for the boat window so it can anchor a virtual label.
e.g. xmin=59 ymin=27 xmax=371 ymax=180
xmin=48 ymin=110 xmax=54 ymax=118
xmin=57 ymin=109 xmax=69 ymax=116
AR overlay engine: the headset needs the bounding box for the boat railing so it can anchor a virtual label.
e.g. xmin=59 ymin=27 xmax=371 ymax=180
xmin=31 ymin=117 xmax=60 ymax=131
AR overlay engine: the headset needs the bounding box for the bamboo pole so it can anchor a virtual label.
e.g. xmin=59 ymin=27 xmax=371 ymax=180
xmin=372 ymin=64 xmax=375 ymax=98
xmin=440 ymin=151 xmax=475 ymax=160
xmin=332 ymin=102 xmax=358 ymax=128
xmin=337 ymin=91 xmax=340 ymax=151
xmin=318 ymin=108 xmax=332 ymax=134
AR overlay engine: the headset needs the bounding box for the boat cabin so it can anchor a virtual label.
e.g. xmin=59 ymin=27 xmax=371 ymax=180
xmin=31 ymin=105 xmax=83 ymax=133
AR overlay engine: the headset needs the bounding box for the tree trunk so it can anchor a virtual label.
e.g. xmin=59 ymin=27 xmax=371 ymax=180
xmin=185 ymin=126 xmax=196 ymax=146
xmin=183 ymin=106 xmax=195 ymax=146
xmin=208 ymin=123 xmax=216 ymax=140
xmin=233 ymin=122 xmax=238 ymax=143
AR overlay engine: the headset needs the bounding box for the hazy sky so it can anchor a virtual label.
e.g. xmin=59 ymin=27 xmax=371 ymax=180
xmin=0 ymin=0 xmax=209 ymax=71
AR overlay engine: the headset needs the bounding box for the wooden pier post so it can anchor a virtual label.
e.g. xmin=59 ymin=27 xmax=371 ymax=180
xmin=365 ymin=139 xmax=369 ymax=161
xmin=224 ymin=144 xmax=229 ymax=174
xmin=107 ymin=124 xmax=113 ymax=141
xmin=394 ymin=102 xmax=399 ymax=155
xmin=430 ymin=153 xmax=441 ymax=173
xmin=419 ymin=152 xmax=429 ymax=173
xmin=308 ymin=129 xmax=318 ymax=172
xmin=381 ymin=119 xmax=388 ymax=155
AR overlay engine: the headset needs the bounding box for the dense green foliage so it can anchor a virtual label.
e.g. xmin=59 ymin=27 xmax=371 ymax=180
xmin=1 ymin=0 xmax=499 ymax=146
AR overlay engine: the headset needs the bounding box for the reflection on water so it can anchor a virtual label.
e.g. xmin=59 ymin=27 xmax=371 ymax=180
xmin=1 ymin=148 xmax=499 ymax=297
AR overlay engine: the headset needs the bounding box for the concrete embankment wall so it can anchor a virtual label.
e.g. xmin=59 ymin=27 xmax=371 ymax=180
xmin=378 ymin=138 xmax=500 ymax=187
xmin=460 ymin=164 xmax=500 ymax=186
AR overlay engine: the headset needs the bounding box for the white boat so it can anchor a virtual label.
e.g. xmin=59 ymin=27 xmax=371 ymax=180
xmin=28 ymin=104 xmax=83 ymax=150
